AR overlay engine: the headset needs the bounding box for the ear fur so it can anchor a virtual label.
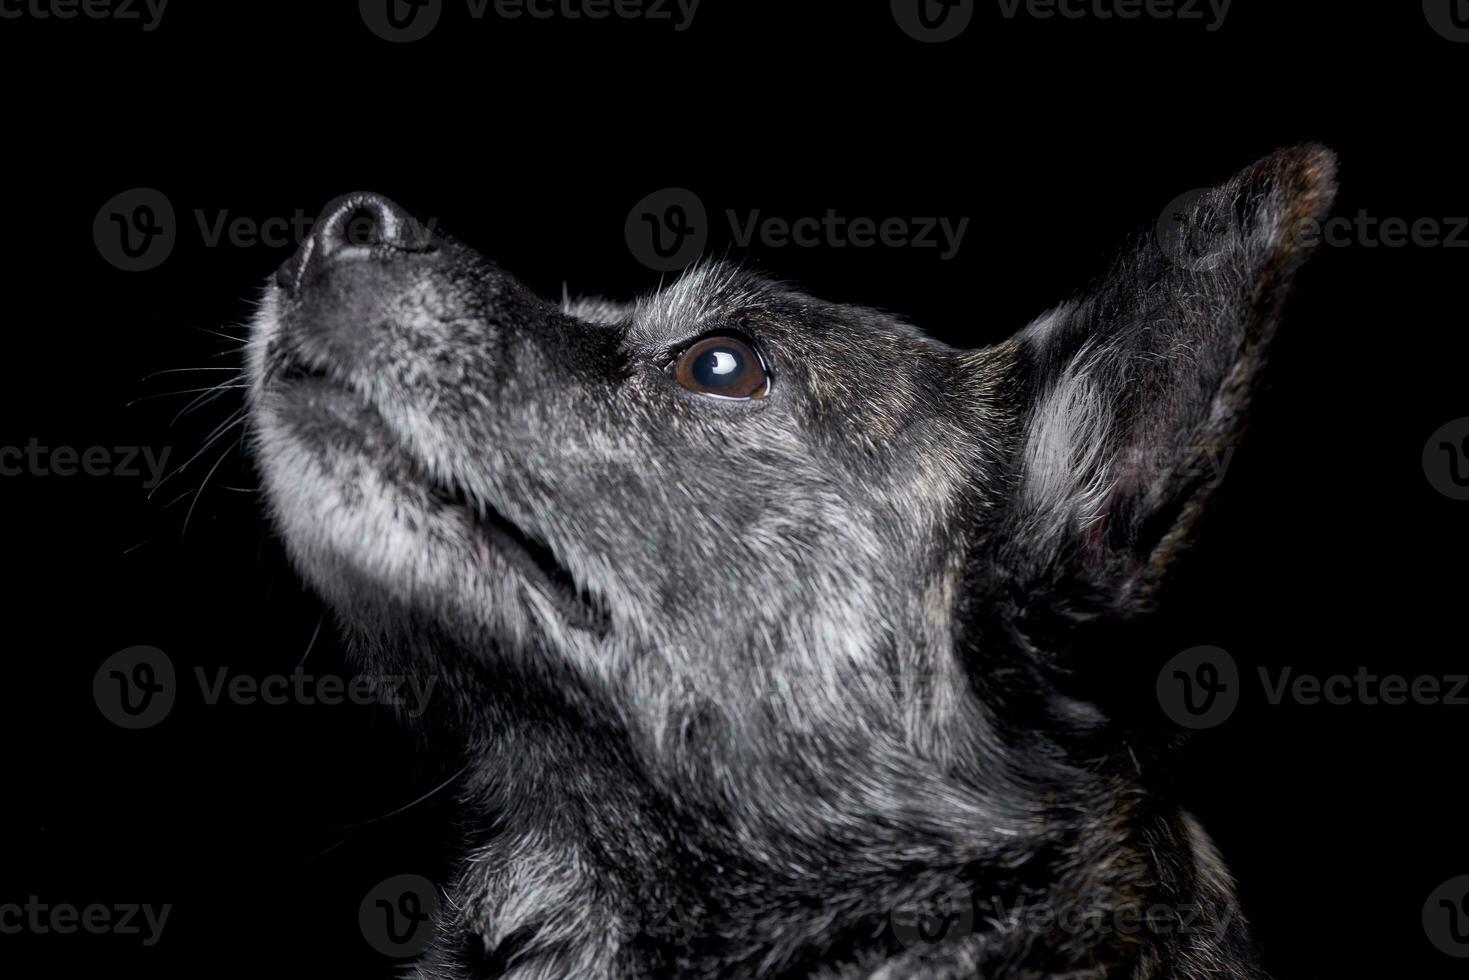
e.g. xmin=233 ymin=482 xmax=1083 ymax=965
xmin=996 ymin=144 xmax=1338 ymax=626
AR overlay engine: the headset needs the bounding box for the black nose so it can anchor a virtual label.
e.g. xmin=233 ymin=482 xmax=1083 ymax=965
xmin=276 ymin=192 xmax=432 ymax=292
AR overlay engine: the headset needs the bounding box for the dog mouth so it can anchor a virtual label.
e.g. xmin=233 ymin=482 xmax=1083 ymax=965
xmin=422 ymin=473 xmax=609 ymax=635
xmin=270 ymin=356 xmax=610 ymax=636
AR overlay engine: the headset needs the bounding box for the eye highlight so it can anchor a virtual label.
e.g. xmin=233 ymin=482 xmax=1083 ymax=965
xmin=671 ymin=336 xmax=770 ymax=400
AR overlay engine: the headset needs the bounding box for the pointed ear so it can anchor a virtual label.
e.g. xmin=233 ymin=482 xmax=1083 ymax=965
xmin=996 ymin=144 xmax=1337 ymax=620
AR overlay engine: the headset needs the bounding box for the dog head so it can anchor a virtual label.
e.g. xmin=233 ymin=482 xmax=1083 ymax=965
xmin=246 ymin=145 xmax=1334 ymax=971
xmin=249 ymin=143 xmax=1333 ymax=741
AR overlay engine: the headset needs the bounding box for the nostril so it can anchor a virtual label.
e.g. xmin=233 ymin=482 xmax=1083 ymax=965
xmin=319 ymin=193 xmax=430 ymax=254
xmin=339 ymin=204 xmax=386 ymax=248
xmin=317 ymin=195 xmax=385 ymax=256
xmin=275 ymin=193 xmax=432 ymax=293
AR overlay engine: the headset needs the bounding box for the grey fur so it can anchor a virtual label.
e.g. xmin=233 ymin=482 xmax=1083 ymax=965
xmin=245 ymin=146 xmax=1337 ymax=978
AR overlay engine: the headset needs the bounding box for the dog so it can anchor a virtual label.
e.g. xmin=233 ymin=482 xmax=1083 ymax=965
xmin=245 ymin=145 xmax=1336 ymax=978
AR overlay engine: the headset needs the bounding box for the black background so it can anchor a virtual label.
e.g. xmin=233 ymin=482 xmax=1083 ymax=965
xmin=2 ymin=1 xmax=1465 ymax=977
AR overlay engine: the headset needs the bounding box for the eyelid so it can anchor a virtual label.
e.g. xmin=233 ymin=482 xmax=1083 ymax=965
xmin=662 ymin=327 xmax=764 ymax=367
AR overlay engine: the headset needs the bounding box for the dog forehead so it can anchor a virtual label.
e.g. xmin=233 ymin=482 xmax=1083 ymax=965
xmin=623 ymin=261 xmax=791 ymax=349
xmin=621 ymin=261 xmax=950 ymax=363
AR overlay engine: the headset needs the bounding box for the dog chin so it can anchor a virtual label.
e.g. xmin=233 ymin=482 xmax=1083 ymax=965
xmin=246 ymin=296 xmax=609 ymax=647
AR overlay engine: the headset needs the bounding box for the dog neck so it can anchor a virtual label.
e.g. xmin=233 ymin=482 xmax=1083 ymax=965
xmin=396 ymin=657 xmax=1227 ymax=980
xmin=344 ymin=610 xmax=1261 ymax=980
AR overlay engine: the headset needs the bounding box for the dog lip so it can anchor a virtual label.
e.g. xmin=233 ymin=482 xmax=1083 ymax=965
xmin=421 ymin=473 xmax=611 ymax=636
xmin=278 ymin=359 xmax=332 ymax=384
xmin=268 ymin=337 xmax=337 ymax=387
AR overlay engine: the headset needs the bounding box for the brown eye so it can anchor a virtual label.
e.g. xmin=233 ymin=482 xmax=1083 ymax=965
xmin=672 ymin=336 xmax=770 ymax=399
